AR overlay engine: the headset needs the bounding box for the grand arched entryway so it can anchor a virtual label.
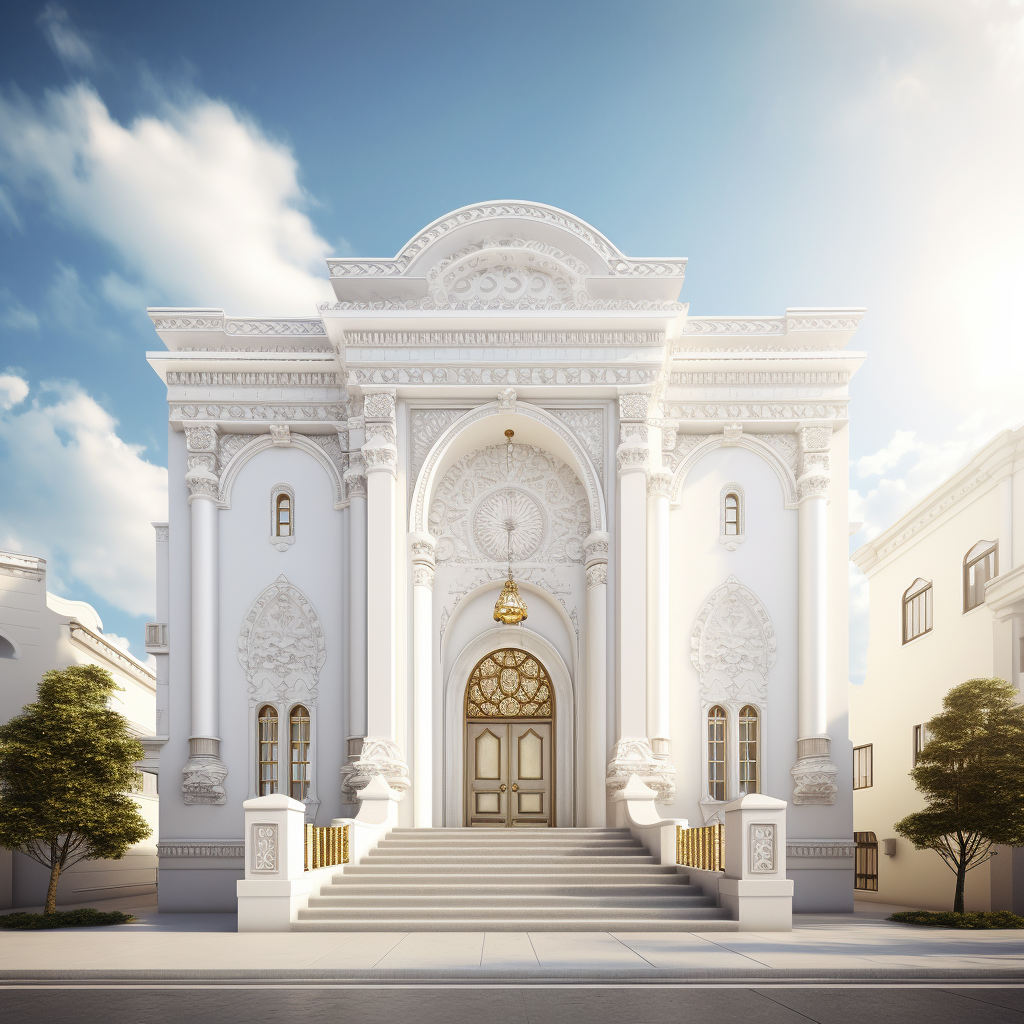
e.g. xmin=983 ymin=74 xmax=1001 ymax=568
xmin=464 ymin=648 xmax=555 ymax=827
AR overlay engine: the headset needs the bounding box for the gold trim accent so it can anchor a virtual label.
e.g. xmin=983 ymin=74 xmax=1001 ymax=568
xmin=304 ymin=823 xmax=349 ymax=871
xmin=677 ymin=823 xmax=725 ymax=871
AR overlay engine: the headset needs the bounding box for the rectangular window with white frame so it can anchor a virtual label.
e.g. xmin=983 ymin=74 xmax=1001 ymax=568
xmin=853 ymin=744 xmax=873 ymax=789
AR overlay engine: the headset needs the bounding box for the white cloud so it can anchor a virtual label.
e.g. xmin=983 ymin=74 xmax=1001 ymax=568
xmin=0 ymin=84 xmax=334 ymax=315
xmin=102 ymin=632 xmax=130 ymax=653
xmin=1 ymin=289 xmax=39 ymax=332
xmin=100 ymin=271 xmax=148 ymax=312
xmin=37 ymin=5 xmax=96 ymax=72
xmin=0 ymin=374 xmax=30 ymax=409
xmin=0 ymin=376 xmax=167 ymax=615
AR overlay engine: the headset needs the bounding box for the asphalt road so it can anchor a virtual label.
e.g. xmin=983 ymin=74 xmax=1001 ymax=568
xmin=1 ymin=983 xmax=1022 ymax=1023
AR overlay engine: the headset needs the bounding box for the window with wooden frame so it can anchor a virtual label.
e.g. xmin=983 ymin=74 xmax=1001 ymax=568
xmin=963 ymin=540 xmax=998 ymax=612
xmin=738 ymin=705 xmax=759 ymax=795
xmin=707 ymin=705 xmax=727 ymax=801
xmin=719 ymin=484 xmax=745 ymax=548
xmin=854 ymin=832 xmax=878 ymax=891
xmin=902 ymin=578 xmax=933 ymax=644
xmin=258 ymin=705 xmax=279 ymax=795
xmin=289 ymin=704 xmax=310 ymax=801
xmin=853 ymin=744 xmax=873 ymax=789
xmin=270 ymin=484 xmax=296 ymax=550
xmin=275 ymin=493 xmax=292 ymax=537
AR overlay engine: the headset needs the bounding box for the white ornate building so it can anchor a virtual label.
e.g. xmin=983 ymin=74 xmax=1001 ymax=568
xmin=144 ymin=202 xmax=863 ymax=913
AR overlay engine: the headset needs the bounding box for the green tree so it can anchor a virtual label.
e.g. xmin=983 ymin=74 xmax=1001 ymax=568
xmin=0 ymin=665 xmax=151 ymax=914
xmin=894 ymin=677 xmax=1024 ymax=913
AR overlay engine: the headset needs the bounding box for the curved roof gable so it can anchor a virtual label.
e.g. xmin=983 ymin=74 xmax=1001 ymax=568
xmin=324 ymin=201 xmax=687 ymax=308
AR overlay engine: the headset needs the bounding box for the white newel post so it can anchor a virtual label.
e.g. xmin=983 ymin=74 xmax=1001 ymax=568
xmin=646 ymin=470 xmax=673 ymax=761
xmin=791 ymin=425 xmax=839 ymax=803
xmin=585 ymin=531 xmax=610 ymax=826
xmin=343 ymin=390 xmax=410 ymax=798
xmin=182 ymin=424 xmax=227 ymax=804
xmin=410 ymin=532 xmax=436 ymax=826
xmin=607 ymin=392 xmax=673 ymax=808
xmin=719 ymin=793 xmax=793 ymax=930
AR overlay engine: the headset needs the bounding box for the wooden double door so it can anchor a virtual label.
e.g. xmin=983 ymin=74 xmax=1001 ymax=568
xmin=465 ymin=721 xmax=553 ymax=827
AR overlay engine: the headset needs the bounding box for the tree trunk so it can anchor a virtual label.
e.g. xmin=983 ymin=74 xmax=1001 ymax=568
xmin=953 ymin=838 xmax=967 ymax=914
xmin=44 ymin=851 xmax=60 ymax=915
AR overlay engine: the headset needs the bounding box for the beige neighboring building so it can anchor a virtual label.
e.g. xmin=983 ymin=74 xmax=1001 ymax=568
xmin=850 ymin=425 xmax=1024 ymax=913
xmin=0 ymin=550 xmax=158 ymax=909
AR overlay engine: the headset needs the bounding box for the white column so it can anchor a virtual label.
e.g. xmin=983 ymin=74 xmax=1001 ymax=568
xmin=347 ymin=390 xmax=409 ymax=794
xmin=584 ymin=531 xmax=609 ymax=826
xmin=182 ymin=425 xmax=227 ymax=805
xmin=606 ymin=392 xmax=672 ymax=805
xmin=151 ymin=522 xmax=170 ymax=738
xmin=410 ymin=532 xmax=436 ymax=826
xmin=646 ymin=471 xmax=672 ymax=756
xmin=344 ymin=454 xmax=368 ymax=746
xmin=791 ymin=425 xmax=838 ymax=804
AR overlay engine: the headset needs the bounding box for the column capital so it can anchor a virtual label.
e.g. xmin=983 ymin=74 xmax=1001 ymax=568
xmin=344 ymin=452 xmax=367 ymax=498
xmin=797 ymin=473 xmax=830 ymax=501
xmin=584 ymin=530 xmax=610 ymax=566
xmin=363 ymin=444 xmax=397 ymax=475
xmin=647 ymin=471 xmax=672 ymax=498
xmin=586 ymin=562 xmax=608 ymax=590
xmin=184 ymin=423 xmax=219 ymax=453
xmin=410 ymin=531 xmax=436 ymax=586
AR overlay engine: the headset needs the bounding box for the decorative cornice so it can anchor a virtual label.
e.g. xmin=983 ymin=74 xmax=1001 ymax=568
xmin=151 ymin=313 xmax=325 ymax=336
xmin=0 ymin=551 xmax=46 ymax=581
xmin=665 ymin=402 xmax=848 ymax=421
xmin=671 ymin=371 xmax=850 ymax=386
xmin=172 ymin=404 xmax=346 ymax=422
xmin=166 ymin=372 xmax=342 ymax=386
xmin=321 ymin=297 xmax=683 ymax=312
xmin=786 ymin=840 xmax=857 ymax=859
xmin=68 ymin=623 xmax=156 ymax=684
xmin=342 ymin=331 xmax=664 ymax=347
xmin=352 ymin=367 xmax=659 ymax=386
xmin=157 ymin=840 xmax=244 ymax=858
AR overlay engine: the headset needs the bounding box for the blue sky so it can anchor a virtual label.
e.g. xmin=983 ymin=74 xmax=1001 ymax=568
xmin=1 ymin=0 xmax=1021 ymax=673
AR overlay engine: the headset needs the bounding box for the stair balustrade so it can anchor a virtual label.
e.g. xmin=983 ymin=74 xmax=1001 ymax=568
xmin=677 ymin=823 xmax=724 ymax=871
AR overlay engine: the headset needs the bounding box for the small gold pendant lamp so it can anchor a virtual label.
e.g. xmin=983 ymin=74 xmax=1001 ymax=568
xmin=493 ymin=429 xmax=528 ymax=625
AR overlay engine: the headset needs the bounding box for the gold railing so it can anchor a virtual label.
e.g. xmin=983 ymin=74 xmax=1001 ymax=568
xmin=304 ymin=823 xmax=349 ymax=871
xmin=677 ymin=823 xmax=725 ymax=871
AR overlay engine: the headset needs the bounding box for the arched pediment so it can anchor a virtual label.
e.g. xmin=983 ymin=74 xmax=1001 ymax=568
xmin=323 ymin=201 xmax=687 ymax=309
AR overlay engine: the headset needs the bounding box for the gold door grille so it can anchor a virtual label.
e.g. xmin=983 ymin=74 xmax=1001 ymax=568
xmin=465 ymin=648 xmax=553 ymax=718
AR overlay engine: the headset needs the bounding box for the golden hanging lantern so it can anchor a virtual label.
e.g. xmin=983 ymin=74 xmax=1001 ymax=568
xmin=493 ymin=574 xmax=528 ymax=625
xmin=493 ymin=428 xmax=528 ymax=625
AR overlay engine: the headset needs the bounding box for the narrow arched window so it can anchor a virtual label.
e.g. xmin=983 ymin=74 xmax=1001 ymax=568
xmin=258 ymin=705 xmax=279 ymax=796
xmin=719 ymin=484 xmax=745 ymax=547
xmin=738 ymin=705 xmax=759 ymax=795
xmin=963 ymin=540 xmax=997 ymax=612
xmin=289 ymin=705 xmax=310 ymax=801
xmin=275 ymin=493 xmax=292 ymax=537
xmin=902 ymin=578 xmax=933 ymax=643
xmin=708 ymin=705 xmax=727 ymax=801
xmin=724 ymin=494 xmax=740 ymax=535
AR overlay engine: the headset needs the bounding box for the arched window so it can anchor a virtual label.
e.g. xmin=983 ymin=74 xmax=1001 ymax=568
xmin=963 ymin=540 xmax=997 ymax=612
xmin=708 ymin=705 xmax=727 ymax=801
xmin=738 ymin=705 xmax=759 ymax=795
xmin=258 ymin=705 xmax=279 ymax=796
xmin=275 ymin=493 xmax=292 ymax=537
xmin=719 ymin=484 xmax=745 ymax=548
xmin=270 ymin=484 xmax=295 ymax=549
xmin=289 ymin=705 xmax=310 ymax=801
xmin=902 ymin=578 xmax=933 ymax=644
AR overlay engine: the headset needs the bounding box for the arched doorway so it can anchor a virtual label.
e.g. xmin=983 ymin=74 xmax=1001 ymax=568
xmin=464 ymin=648 xmax=554 ymax=828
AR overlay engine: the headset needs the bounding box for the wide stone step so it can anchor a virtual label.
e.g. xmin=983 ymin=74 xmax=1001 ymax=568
xmin=364 ymin=853 xmax=656 ymax=865
xmin=376 ymin=839 xmax=644 ymax=850
xmin=291 ymin=916 xmax=738 ymax=932
xmin=389 ymin=828 xmax=629 ymax=835
xmin=299 ymin=902 xmax=721 ymax=921
xmin=342 ymin=863 xmax=674 ymax=876
xmin=318 ymin=880 xmax=694 ymax=896
xmin=307 ymin=893 xmax=713 ymax=909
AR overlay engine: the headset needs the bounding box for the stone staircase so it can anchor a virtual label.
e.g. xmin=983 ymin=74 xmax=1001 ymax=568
xmin=294 ymin=827 xmax=736 ymax=931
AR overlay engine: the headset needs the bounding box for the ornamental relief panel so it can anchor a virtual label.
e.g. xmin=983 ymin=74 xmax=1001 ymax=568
xmin=237 ymin=575 xmax=326 ymax=707
xmin=429 ymin=444 xmax=590 ymax=566
xmin=690 ymin=575 xmax=777 ymax=706
xmin=547 ymin=408 xmax=605 ymax=484
xmin=410 ymin=408 xmax=467 ymax=492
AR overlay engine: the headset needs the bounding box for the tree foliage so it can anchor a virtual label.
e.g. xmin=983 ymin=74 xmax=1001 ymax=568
xmin=894 ymin=677 xmax=1024 ymax=913
xmin=0 ymin=665 xmax=151 ymax=913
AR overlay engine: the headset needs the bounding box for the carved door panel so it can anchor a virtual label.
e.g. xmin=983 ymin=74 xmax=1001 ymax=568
xmin=465 ymin=724 xmax=509 ymax=827
xmin=509 ymin=722 xmax=552 ymax=827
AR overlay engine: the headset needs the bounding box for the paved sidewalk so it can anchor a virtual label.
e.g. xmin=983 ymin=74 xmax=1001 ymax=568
xmin=1 ymin=898 xmax=1022 ymax=982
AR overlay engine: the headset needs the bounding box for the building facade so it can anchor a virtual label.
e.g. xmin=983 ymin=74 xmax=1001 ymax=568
xmin=0 ymin=550 xmax=159 ymax=909
xmin=850 ymin=425 xmax=1024 ymax=913
xmin=145 ymin=202 xmax=864 ymax=913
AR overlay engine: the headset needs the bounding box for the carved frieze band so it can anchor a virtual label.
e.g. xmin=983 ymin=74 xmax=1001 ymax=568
xmin=157 ymin=841 xmax=245 ymax=858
